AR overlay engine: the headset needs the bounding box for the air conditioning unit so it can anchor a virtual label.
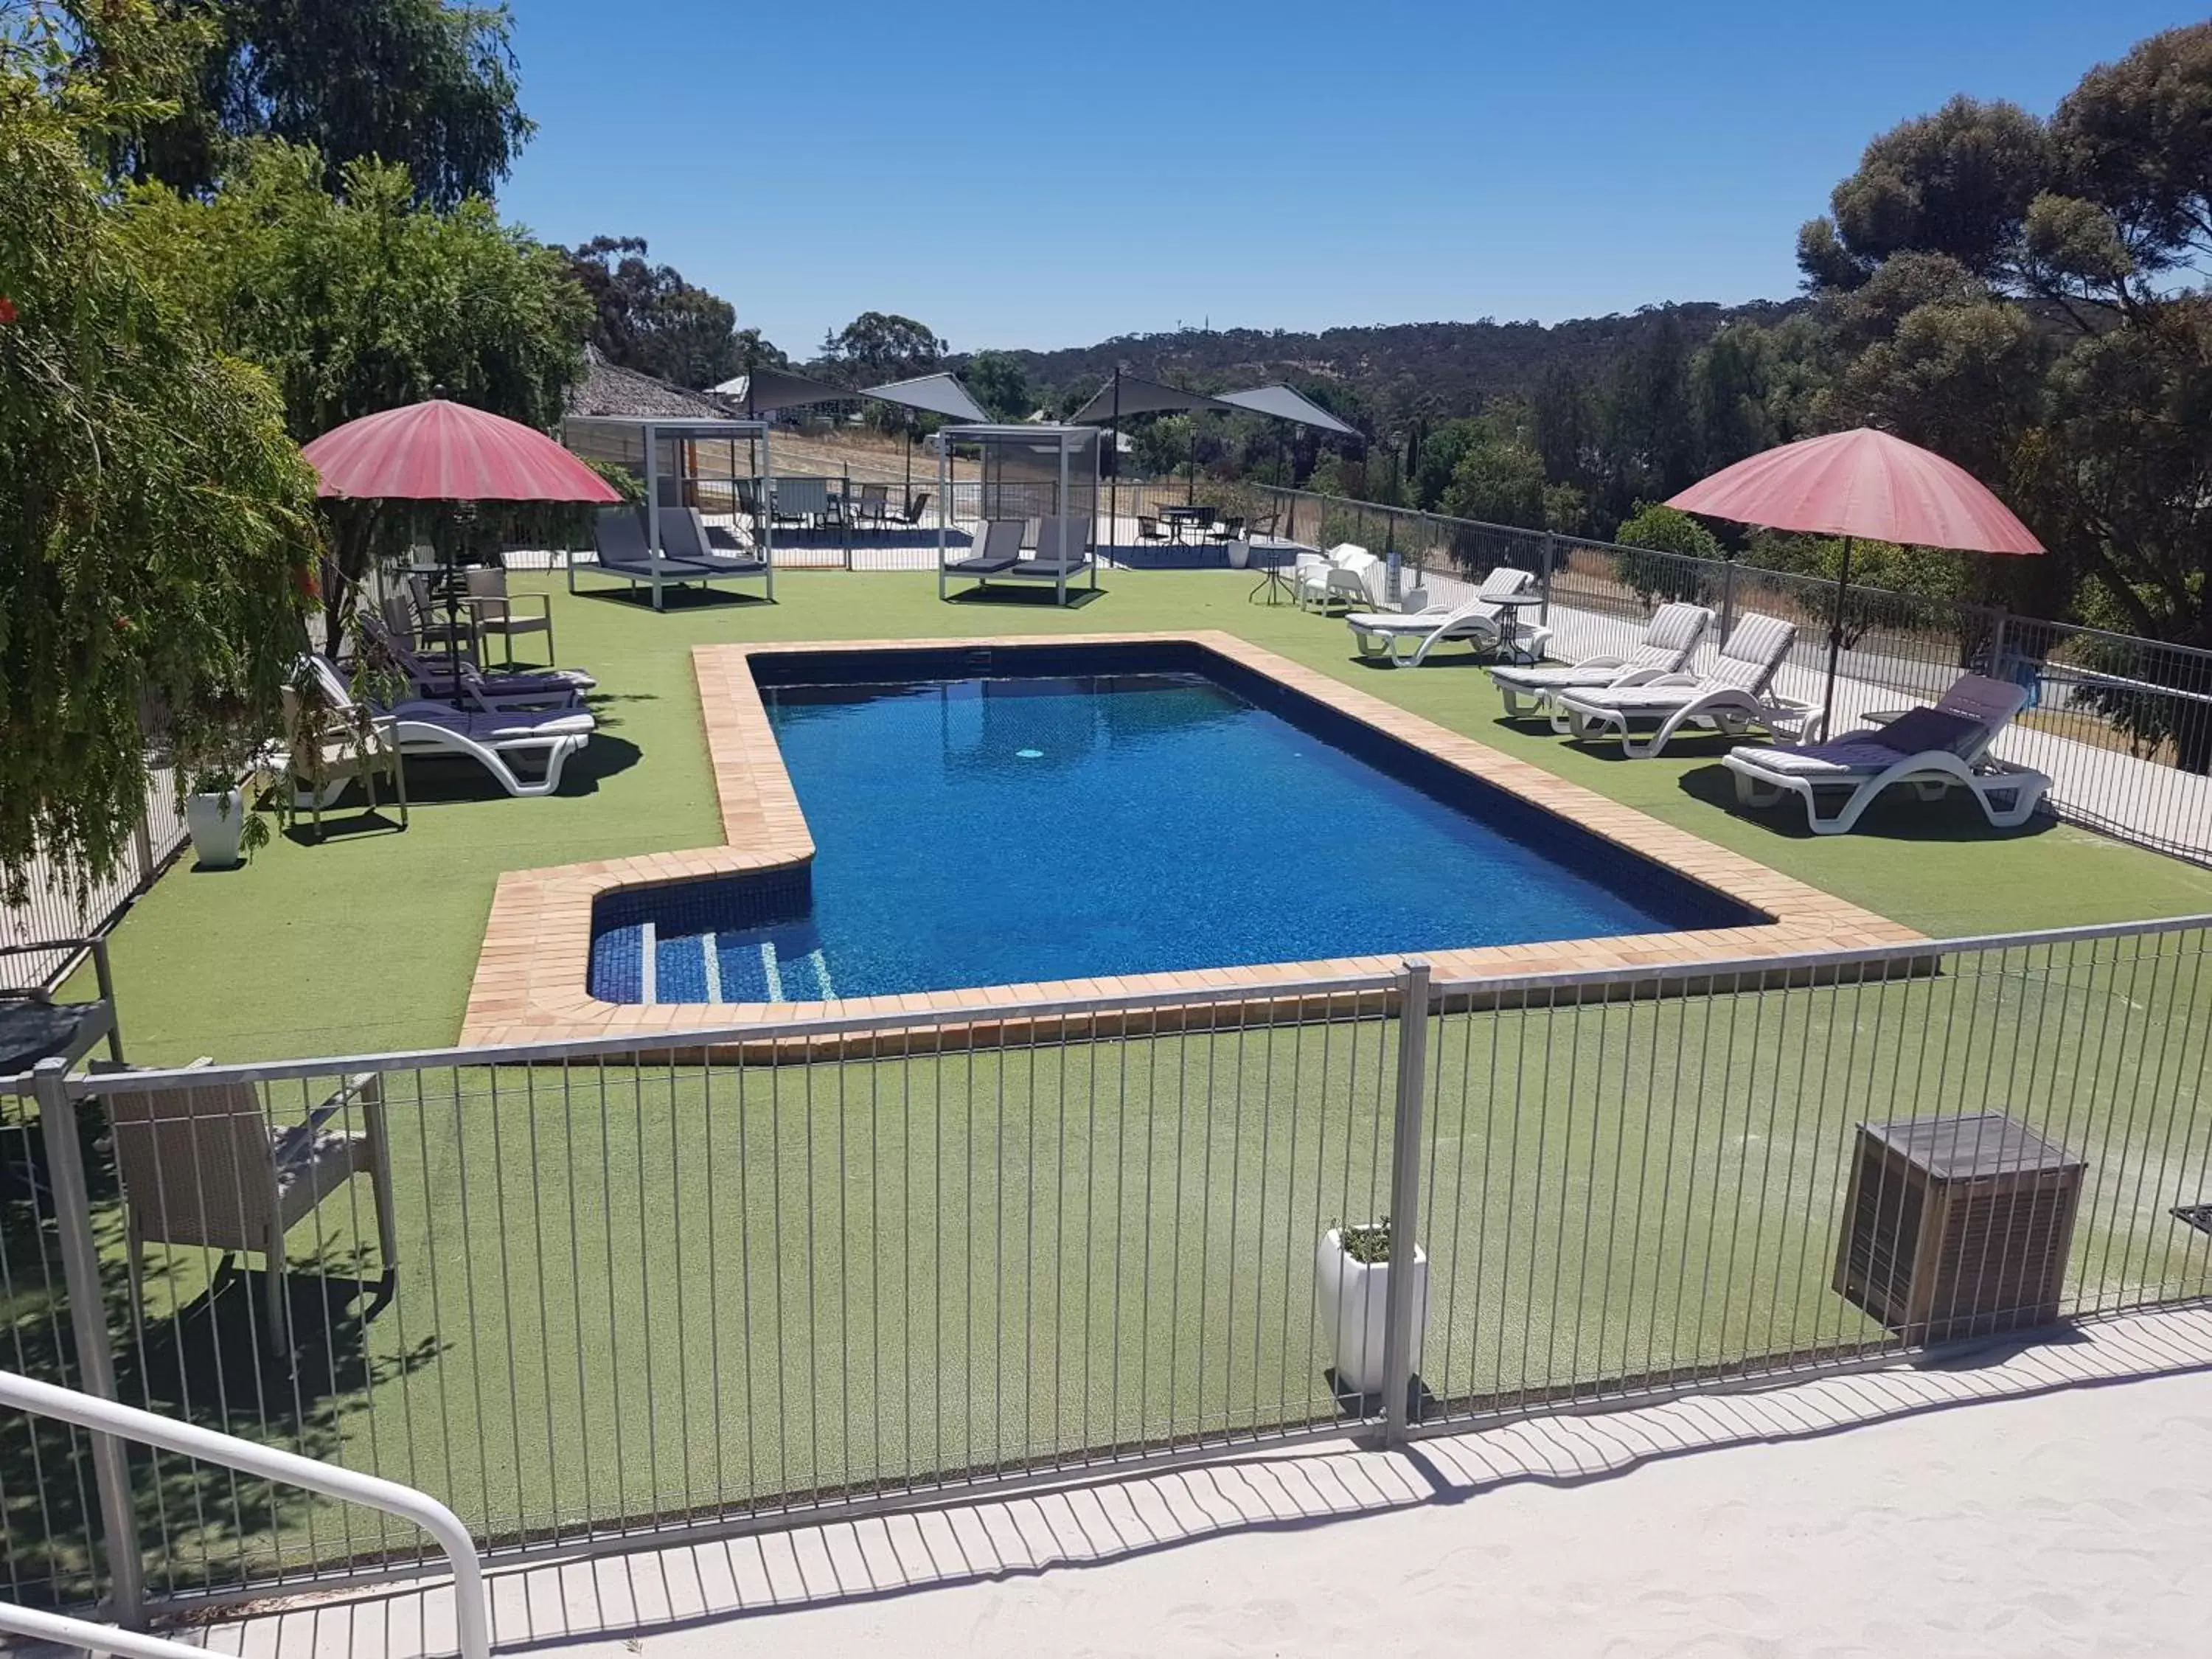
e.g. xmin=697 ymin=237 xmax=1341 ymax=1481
xmin=1834 ymin=1113 xmax=2085 ymax=1341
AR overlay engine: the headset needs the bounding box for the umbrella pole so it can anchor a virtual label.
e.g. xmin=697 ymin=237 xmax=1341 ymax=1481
xmin=445 ymin=506 xmax=468 ymax=712
xmin=1822 ymin=534 xmax=1853 ymax=740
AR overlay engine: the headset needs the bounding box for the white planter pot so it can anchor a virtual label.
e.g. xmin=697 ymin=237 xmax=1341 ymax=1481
xmin=185 ymin=789 xmax=247 ymax=869
xmin=1315 ymin=1227 xmax=1430 ymax=1397
xmin=1225 ymin=538 xmax=1252 ymax=570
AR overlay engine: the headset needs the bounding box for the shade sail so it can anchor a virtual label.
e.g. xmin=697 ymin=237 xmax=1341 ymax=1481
xmin=863 ymin=371 xmax=990 ymax=422
xmin=1066 ymin=375 xmax=1234 ymax=424
xmin=1213 ymin=383 xmax=1360 ymax=437
xmin=710 ymin=366 xmax=860 ymax=417
xmin=1666 ymin=428 xmax=2042 ymax=554
xmin=303 ymin=399 xmax=621 ymax=502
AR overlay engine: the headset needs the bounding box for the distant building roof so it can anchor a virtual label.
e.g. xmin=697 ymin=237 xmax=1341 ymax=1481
xmin=566 ymin=345 xmax=728 ymax=421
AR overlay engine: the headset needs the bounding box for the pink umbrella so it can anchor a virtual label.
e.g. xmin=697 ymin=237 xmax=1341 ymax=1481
xmin=1666 ymin=428 xmax=2042 ymax=730
xmin=303 ymin=399 xmax=619 ymax=706
xmin=302 ymin=398 xmax=620 ymax=503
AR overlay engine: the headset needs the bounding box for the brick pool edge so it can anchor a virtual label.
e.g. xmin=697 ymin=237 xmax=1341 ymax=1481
xmin=458 ymin=631 xmax=1920 ymax=1052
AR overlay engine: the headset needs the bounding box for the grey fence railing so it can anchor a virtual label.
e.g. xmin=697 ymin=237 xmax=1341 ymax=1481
xmin=1255 ymin=484 xmax=2212 ymax=868
xmin=1 ymin=774 xmax=188 ymax=993
xmin=6 ymin=915 xmax=2211 ymax=1616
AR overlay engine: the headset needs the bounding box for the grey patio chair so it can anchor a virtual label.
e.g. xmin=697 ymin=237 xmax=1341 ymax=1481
xmin=403 ymin=574 xmax=479 ymax=657
xmin=463 ymin=566 xmax=555 ymax=669
xmin=105 ymin=1068 xmax=400 ymax=1353
xmin=855 ymin=482 xmax=890 ymax=528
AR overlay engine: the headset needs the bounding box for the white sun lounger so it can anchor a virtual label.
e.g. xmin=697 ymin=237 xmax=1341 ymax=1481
xmin=1554 ymin=612 xmax=1816 ymax=758
xmin=1489 ymin=601 xmax=1714 ymax=720
xmin=1722 ymin=674 xmax=2049 ymax=834
xmin=1346 ymin=566 xmax=1546 ymax=667
xmin=301 ymin=656 xmax=593 ymax=799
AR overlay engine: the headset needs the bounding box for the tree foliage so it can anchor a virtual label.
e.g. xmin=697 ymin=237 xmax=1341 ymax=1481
xmin=963 ymin=349 xmax=1031 ymax=420
xmin=1799 ymin=21 xmax=2212 ymax=682
xmin=1 ymin=5 xmax=320 ymax=897
xmin=565 ymin=235 xmax=754 ymax=389
xmin=127 ymin=142 xmax=589 ymax=636
xmin=815 ymin=310 xmax=945 ymax=384
xmin=115 ymin=0 xmax=532 ymax=206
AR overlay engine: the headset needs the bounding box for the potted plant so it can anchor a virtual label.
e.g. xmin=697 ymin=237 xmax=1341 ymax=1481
xmin=1315 ymin=1217 xmax=1429 ymax=1397
xmin=184 ymin=767 xmax=269 ymax=871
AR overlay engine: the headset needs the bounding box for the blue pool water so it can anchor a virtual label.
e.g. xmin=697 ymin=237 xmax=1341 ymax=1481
xmin=588 ymin=645 xmax=1761 ymax=1003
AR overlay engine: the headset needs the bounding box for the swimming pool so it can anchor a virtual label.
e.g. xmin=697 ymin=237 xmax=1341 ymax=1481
xmin=585 ymin=641 xmax=1764 ymax=1005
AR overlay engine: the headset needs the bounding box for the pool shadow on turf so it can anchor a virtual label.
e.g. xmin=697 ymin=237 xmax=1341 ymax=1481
xmin=1676 ymin=762 xmax=2059 ymax=844
xmin=944 ymin=585 xmax=1107 ymax=609
xmin=574 ymin=585 xmax=774 ymax=613
xmin=276 ymin=737 xmax=644 ymax=836
xmin=1347 ymin=650 xmax=1498 ymax=673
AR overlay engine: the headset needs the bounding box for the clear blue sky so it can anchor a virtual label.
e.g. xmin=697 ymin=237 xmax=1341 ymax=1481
xmin=498 ymin=1 xmax=2202 ymax=355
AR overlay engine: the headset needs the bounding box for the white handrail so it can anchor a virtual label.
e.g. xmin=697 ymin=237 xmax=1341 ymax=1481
xmin=0 ymin=1368 xmax=490 ymax=1659
xmin=0 ymin=1601 xmax=233 ymax=1659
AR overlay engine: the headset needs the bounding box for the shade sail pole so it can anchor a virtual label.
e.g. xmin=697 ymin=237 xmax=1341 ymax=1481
xmin=1823 ymin=534 xmax=1854 ymax=740
xmin=1107 ymin=368 xmax=1121 ymax=559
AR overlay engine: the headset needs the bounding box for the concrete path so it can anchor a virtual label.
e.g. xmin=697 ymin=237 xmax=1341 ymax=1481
xmin=188 ymin=1304 xmax=2212 ymax=1659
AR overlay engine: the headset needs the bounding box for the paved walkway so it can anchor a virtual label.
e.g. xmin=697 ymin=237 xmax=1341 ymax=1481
xmin=187 ymin=1304 xmax=2212 ymax=1659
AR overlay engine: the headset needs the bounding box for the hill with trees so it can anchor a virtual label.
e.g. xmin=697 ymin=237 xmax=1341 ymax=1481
xmin=987 ymin=302 xmax=1806 ymax=424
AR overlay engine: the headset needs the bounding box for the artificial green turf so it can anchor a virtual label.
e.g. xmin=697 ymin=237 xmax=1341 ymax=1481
xmin=16 ymin=936 xmax=2212 ymax=1599
xmin=78 ymin=568 xmax=2212 ymax=1063
xmin=15 ymin=570 xmax=2212 ymax=1599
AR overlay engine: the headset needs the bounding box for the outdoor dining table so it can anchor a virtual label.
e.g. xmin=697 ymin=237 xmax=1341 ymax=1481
xmin=1161 ymin=504 xmax=1214 ymax=541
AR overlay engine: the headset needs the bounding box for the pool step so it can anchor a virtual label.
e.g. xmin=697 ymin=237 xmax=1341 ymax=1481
xmin=599 ymin=921 xmax=835 ymax=1006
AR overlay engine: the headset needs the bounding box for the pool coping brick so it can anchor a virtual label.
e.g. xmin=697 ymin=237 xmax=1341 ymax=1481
xmin=459 ymin=631 xmax=1920 ymax=1049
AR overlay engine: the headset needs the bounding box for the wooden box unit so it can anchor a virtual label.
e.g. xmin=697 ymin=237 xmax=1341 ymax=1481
xmin=1834 ymin=1113 xmax=2086 ymax=1342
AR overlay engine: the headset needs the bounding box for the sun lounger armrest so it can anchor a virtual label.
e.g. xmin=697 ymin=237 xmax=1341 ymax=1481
xmin=1610 ymin=667 xmax=1691 ymax=688
xmin=1567 ymin=653 xmax=1632 ymax=672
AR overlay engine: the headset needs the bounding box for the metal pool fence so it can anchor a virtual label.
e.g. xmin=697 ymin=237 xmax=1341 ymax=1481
xmin=1256 ymin=485 xmax=2212 ymax=867
xmin=1 ymin=772 xmax=188 ymax=993
xmin=6 ymin=914 xmax=2211 ymax=1618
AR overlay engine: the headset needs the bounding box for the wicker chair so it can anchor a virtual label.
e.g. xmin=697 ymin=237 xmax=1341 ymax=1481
xmin=462 ymin=567 xmax=555 ymax=669
xmin=105 ymin=1068 xmax=399 ymax=1352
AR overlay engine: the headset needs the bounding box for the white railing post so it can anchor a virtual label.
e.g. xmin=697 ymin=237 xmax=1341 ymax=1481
xmin=1380 ymin=958 xmax=1431 ymax=1444
xmin=32 ymin=1059 xmax=145 ymax=1625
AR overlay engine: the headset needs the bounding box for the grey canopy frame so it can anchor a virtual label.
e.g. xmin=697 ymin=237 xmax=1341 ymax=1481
xmin=936 ymin=423 xmax=1101 ymax=605
xmin=561 ymin=415 xmax=774 ymax=610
